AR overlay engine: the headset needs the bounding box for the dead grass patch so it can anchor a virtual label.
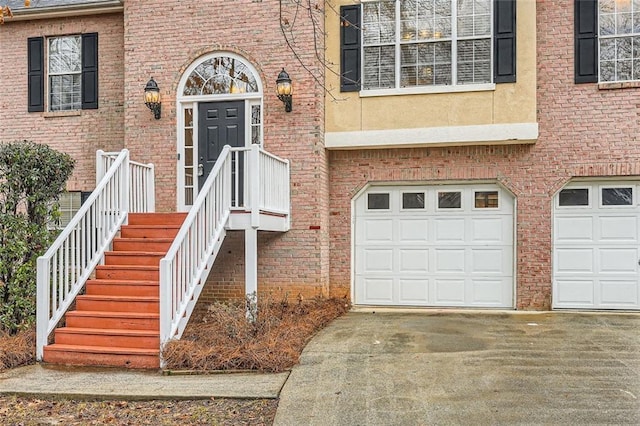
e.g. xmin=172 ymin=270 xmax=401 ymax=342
xmin=163 ymin=296 xmax=350 ymax=372
xmin=0 ymin=328 xmax=35 ymax=371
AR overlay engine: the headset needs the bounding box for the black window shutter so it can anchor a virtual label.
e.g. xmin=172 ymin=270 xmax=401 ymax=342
xmin=27 ymin=37 xmax=44 ymax=112
xmin=82 ymin=32 xmax=99 ymax=109
xmin=575 ymin=0 xmax=598 ymax=83
xmin=494 ymin=0 xmax=516 ymax=83
xmin=340 ymin=5 xmax=361 ymax=92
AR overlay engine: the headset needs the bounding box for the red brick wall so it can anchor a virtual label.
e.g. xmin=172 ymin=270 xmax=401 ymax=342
xmin=328 ymin=0 xmax=640 ymax=310
xmin=0 ymin=13 xmax=125 ymax=192
xmin=121 ymin=1 xmax=330 ymax=302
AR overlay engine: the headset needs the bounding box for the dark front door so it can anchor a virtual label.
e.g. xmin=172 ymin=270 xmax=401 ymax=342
xmin=198 ymin=101 xmax=245 ymax=190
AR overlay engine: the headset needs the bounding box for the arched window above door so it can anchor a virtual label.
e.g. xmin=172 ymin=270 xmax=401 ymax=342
xmin=183 ymin=55 xmax=259 ymax=96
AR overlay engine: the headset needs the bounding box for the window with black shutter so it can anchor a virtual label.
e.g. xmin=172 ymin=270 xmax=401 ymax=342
xmin=27 ymin=32 xmax=98 ymax=112
xmin=340 ymin=0 xmax=516 ymax=92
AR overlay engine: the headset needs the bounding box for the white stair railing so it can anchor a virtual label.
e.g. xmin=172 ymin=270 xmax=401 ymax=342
xmin=159 ymin=145 xmax=291 ymax=354
xmin=36 ymin=149 xmax=155 ymax=360
xmin=258 ymin=148 xmax=290 ymax=218
xmin=159 ymin=146 xmax=233 ymax=348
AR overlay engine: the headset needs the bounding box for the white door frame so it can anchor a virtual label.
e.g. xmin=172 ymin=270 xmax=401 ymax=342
xmin=175 ymin=52 xmax=264 ymax=211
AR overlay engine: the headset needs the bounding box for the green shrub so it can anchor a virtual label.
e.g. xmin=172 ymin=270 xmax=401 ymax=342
xmin=0 ymin=141 xmax=74 ymax=333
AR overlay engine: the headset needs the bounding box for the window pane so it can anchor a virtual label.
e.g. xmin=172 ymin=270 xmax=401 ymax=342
xmin=438 ymin=191 xmax=461 ymax=208
xmin=368 ymin=193 xmax=390 ymax=210
xmin=602 ymin=187 xmax=633 ymax=205
xmin=364 ymin=1 xmax=396 ymax=44
xmin=475 ymin=191 xmax=498 ymax=208
xmin=49 ymin=36 xmax=81 ymax=74
xmin=403 ymin=192 xmax=425 ymax=209
xmin=49 ymin=74 xmax=81 ymax=111
xmin=184 ymin=108 xmax=193 ymax=127
xmin=364 ymin=46 xmax=396 ymax=89
xmin=183 ymin=56 xmax=258 ymax=96
xmin=599 ymin=0 xmax=640 ymax=82
xmin=457 ymin=39 xmax=491 ymax=84
xmin=558 ymin=188 xmax=589 ymax=206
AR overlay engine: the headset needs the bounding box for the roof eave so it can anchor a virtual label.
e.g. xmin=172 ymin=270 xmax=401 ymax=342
xmin=7 ymin=1 xmax=124 ymax=21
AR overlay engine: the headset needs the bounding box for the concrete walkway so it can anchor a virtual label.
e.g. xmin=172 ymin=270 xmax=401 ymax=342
xmin=0 ymin=364 xmax=288 ymax=400
xmin=274 ymin=310 xmax=640 ymax=425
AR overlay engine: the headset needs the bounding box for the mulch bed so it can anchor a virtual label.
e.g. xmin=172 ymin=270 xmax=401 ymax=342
xmin=163 ymin=297 xmax=350 ymax=372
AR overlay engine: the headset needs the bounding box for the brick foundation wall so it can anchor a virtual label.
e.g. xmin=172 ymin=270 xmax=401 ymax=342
xmin=0 ymin=14 xmax=125 ymax=192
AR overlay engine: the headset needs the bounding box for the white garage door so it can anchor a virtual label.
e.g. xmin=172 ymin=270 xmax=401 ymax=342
xmin=354 ymin=184 xmax=514 ymax=307
xmin=553 ymin=181 xmax=640 ymax=310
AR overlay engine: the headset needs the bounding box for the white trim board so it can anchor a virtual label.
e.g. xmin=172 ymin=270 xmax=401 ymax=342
xmin=325 ymin=123 xmax=538 ymax=149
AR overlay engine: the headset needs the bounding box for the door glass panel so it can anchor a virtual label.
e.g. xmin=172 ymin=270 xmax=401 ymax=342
xmin=185 ymin=128 xmax=193 ymax=148
xmin=251 ymin=104 xmax=261 ymax=144
xmin=602 ymin=187 xmax=633 ymax=205
xmin=558 ymin=188 xmax=589 ymax=206
xmin=475 ymin=191 xmax=498 ymax=208
xmin=438 ymin=191 xmax=462 ymax=209
xmin=368 ymin=193 xmax=390 ymax=210
xmin=402 ymin=192 xmax=425 ymax=209
xmin=184 ymin=107 xmax=194 ymax=206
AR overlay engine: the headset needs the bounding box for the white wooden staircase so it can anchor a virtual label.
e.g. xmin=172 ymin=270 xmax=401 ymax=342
xmin=36 ymin=146 xmax=290 ymax=368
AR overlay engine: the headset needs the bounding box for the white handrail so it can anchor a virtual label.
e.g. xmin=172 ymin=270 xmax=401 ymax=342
xmin=258 ymin=148 xmax=290 ymax=215
xmin=159 ymin=145 xmax=233 ymax=350
xmin=36 ymin=149 xmax=155 ymax=360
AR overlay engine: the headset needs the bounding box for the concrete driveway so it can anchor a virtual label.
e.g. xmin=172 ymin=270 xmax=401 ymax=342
xmin=274 ymin=311 xmax=640 ymax=425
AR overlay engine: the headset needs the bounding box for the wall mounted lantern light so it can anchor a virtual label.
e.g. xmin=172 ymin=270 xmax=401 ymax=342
xmin=276 ymin=68 xmax=293 ymax=113
xmin=144 ymin=77 xmax=161 ymax=120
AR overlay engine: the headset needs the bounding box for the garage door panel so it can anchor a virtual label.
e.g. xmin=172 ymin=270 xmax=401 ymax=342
xmin=556 ymin=216 xmax=593 ymax=241
xmin=471 ymin=218 xmax=505 ymax=242
xmin=599 ymin=248 xmax=638 ymax=273
xmin=435 ymin=249 xmax=466 ymax=272
xmin=599 ymin=216 xmax=637 ymax=241
xmin=399 ymin=279 xmax=429 ymax=304
xmin=399 ymin=219 xmax=429 ymax=241
xmin=362 ymin=278 xmax=394 ymax=304
xmin=555 ymin=280 xmax=595 ymax=305
xmin=435 ymin=218 xmax=465 ymax=242
xmin=434 ymin=279 xmax=466 ymax=304
xmin=399 ymin=249 xmax=429 ymax=272
xmin=471 ymin=248 xmax=505 ymax=273
xmin=363 ymin=219 xmax=393 ymax=241
xmin=471 ymin=279 xmax=507 ymax=304
xmin=362 ymin=249 xmax=394 ymax=273
xmin=600 ymin=280 xmax=639 ymax=305
xmin=555 ymin=248 xmax=593 ymax=273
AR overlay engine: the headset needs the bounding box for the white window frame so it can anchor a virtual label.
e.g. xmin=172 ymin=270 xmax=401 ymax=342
xmin=366 ymin=192 xmax=392 ymax=211
xmin=472 ymin=189 xmax=500 ymax=210
xmin=599 ymin=184 xmax=635 ymax=208
xmin=360 ymin=0 xmax=494 ymax=96
xmin=556 ymin=186 xmax=591 ymax=209
xmin=436 ymin=189 xmax=463 ymax=210
xmin=53 ymin=191 xmax=82 ymax=229
xmin=400 ymin=191 xmax=427 ymax=211
xmin=597 ymin=0 xmax=640 ymax=83
xmin=47 ymin=35 xmax=82 ymax=112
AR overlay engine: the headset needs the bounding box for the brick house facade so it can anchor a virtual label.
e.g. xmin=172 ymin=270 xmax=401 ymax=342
xmin=3 ymin=0 xmax=640 ymax=311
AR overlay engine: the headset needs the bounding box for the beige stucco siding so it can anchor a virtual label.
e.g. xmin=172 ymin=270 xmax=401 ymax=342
xmin=325 ymin=0 xmax=536 ymax=139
